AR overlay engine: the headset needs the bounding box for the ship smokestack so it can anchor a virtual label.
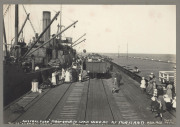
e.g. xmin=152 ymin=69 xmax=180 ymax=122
xmin=42 ymin=11 xmax=51 ymax=47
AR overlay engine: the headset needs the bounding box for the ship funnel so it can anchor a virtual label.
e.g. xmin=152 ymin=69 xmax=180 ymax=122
xmin=42 ymin=11 xmax=51 ymax=46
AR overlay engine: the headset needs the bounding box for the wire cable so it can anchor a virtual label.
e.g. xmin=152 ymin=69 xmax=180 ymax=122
xmin=22 ymin=4 xmax=36 ymax=35
xmin=3 ymin=4 xmax=11 ymax=17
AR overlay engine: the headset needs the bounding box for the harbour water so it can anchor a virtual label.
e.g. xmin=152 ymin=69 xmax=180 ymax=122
xmin=103 ymin=53 xmax=176 ymax=63
xmin=102 ymin=53 xmax=176 ymax=84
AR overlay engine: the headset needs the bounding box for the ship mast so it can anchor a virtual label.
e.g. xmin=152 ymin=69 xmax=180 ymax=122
xmin=60 ymin=5 xmax=62 ymax=40
xmin=3 ymin=17 xmax=8 ymax=56
xmin=118 ymin=45 xmax=120 ymax=58
xmin=15 ymin=4 xmax=18 ymax=46
xmin=27 ymin=20 xmax=78 ymax=56
xmin=127 ymin=43 xmax=128 ymax=60
xmin=22 ymin=11 xmax=60 ymax=59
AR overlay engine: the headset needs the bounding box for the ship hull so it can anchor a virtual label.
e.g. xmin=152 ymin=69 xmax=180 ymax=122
xmin=3 ymin=63 xmax=54 ymax=106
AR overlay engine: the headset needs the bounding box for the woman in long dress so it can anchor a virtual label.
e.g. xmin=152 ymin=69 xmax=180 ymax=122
xmin=52 ymin=70 xmax=58 ymax=86
xmin=166 ymin=84 xmax=173 ymax=99
xmin=172 ymin=96 xmax=176 ymax=110
xmin=65 ymin=69 xmax=71 ymax=82
xmin=61 ymin=68 xmax=65 ymax=80
xmin=140 ymin=77 xmax=146 ymax=94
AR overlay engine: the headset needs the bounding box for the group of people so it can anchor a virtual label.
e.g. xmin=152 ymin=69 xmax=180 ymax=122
xmin=140 ymin=73 xmax=176 ymax=120
xmin=51 ymin=57 xmax=84 ymax=86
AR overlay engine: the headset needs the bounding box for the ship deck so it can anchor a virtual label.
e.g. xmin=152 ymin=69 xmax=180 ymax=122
xmin=4 ymin=69 xmax=176 ymax=125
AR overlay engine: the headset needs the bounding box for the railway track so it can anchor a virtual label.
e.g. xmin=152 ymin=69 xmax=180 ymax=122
xmin=47 ymin=82 xmax=85 ymax=121
xmin=4 ymin=69 xmax=176 ymax=125
xmin=4 ymin=82 xmax=73 ymax=123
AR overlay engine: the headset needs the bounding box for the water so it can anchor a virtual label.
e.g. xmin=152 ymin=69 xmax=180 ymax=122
xmin=101 ymin=53 xmax=176 ymax=84
xmin=102 ymin=53 xmax=176 ymax=63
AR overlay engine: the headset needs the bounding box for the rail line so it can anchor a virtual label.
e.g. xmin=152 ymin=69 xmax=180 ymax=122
xmin=45 ymin=83 xmax=73 ymax=120
xmin=12 ymin=88 xmax=52 ymax=122
xmin=4 ymin=67 xmax=175 ymax=124
xmin=84 ymin=78 xmax=90 ymax=121
xmin=101 ymin=78 xmax=115 ymax=121
xmin=12 ymin=83 xmax=72 ymax=123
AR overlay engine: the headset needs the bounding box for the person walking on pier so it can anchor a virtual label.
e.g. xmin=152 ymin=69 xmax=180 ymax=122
xmin=155 ymin=98 xmax=163 ymax=121
xmin=158 ymin=94 xmax=166 ymax=111
xmin=140 ymin=77 xmax=146 ymax=94
xmin=112 ymin=72 xmax=122 ymax=93
xmin=151 ymin=96 xmax=158 ymax=113
xmin=146 ymin=81 xmax=154 ymax=98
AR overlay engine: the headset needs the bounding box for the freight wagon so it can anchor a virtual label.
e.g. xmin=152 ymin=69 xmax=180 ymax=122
xmin=86 ymin=61 xmax=112 ymax=78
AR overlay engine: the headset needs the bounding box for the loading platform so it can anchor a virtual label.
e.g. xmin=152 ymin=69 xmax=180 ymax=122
xmin=4 ymin=68 xmax=176 ymax=125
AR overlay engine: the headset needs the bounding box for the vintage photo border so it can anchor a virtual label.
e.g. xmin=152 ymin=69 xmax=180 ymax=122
xmin=0 ymin=0 xmax=179 ymax=127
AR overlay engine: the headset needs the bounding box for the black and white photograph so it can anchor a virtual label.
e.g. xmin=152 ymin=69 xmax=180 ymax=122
xmin=2 ymin=3 xmax=176 ymax=125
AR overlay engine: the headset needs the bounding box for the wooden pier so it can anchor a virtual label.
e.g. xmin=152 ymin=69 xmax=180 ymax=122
xmin=4 ymin=69 xmax=176 ymax=125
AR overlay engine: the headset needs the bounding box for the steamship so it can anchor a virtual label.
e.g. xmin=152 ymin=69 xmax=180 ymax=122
xmin=3 ymin=5 xmax=79 ymax=106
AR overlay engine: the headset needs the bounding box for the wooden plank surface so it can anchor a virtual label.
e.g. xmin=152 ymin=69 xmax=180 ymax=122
xmin=4 ymin=67 xmax=176 ymax=124
xmin=15 ymin=83 xmax=71 ymax=122
xmin=3 ymin=89 xmax=50 ymax=123
xmin=102 ymin=79 xmax=125 ymax=121
xmin=76 ymin=80 xmax=89 ymax=121
xmin=48 ymin=82 xmax=84 ymax=121
xmin=85 ymin=79 xmax=113 ymax=122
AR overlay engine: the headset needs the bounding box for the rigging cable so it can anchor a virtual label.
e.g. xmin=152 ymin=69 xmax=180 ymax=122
xmin=22 ymin=4 xmax=36 ymax=35
xmin=3 ymin=4 xmax=11 ymax=17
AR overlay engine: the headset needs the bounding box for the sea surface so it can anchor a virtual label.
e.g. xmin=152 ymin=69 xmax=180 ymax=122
xmin=102 ymin=53 xmax=176 ymax=63
xmin=101 ymin=53 xmax=176 ymax=84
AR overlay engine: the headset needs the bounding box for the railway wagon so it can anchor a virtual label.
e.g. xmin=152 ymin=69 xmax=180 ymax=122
xmin=86 ymin=61 xmax=111 ymax=78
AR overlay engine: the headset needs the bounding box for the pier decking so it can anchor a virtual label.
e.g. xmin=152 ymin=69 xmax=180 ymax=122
xmin=4 ymin=68 xmax=176 ymax=125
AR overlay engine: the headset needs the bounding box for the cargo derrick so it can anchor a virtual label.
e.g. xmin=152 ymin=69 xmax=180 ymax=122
xmin=3 ymin=5 xmax=78 ymax=106
xmin=27 ymin=20 xmax=78 ymax=68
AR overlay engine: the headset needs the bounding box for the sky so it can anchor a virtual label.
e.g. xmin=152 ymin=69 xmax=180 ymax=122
xmin=3 ymin=5 xmax=176 ymax=54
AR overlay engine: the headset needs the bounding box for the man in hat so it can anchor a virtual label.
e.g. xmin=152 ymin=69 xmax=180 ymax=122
xmin=149 ymin=72 xmax=155 ymax=82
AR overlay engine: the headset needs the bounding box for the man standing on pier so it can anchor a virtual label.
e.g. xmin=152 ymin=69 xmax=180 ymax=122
xmin=112 ymin=72 xmax=122 ymax=93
